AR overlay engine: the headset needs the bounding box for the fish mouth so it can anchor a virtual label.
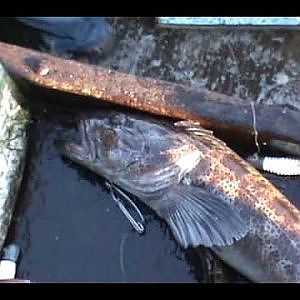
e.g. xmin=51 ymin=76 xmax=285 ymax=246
xmin=56 ymin=140 xmax=87 ymax=162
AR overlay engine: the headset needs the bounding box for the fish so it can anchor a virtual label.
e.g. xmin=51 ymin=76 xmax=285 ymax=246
xmin=59 ymin=111 xmax=300 ymax=283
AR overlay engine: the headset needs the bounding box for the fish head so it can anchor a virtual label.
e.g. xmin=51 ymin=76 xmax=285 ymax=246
xmin=59 ymin=112 xmax=153 ymax=180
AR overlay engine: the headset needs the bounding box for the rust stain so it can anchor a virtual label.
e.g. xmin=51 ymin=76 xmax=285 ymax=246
xmin=0 ymin=42 xmax=201 ymax=123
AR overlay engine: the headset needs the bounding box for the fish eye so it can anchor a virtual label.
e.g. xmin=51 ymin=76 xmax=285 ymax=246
xmin=91 ymin=126 xmax=118 ymax=149
xmin=101 ymin=128 xmax=118 ymax=149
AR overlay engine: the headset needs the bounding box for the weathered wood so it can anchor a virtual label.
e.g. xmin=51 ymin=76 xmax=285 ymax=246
xmin=0 ymin=63 xmax=29 ymax=251
xmin=0 ymin=41 xmax=299 ymax=149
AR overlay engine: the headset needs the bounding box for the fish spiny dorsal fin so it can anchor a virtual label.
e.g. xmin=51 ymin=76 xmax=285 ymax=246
xmin=174 ymin=120 xmax=213 ymax=136
xmin=174 ymin=120 xmax=228 ymax=148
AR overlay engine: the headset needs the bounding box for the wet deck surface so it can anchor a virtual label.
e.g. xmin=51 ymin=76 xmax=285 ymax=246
xmin=1 ymin=17 xmax=300 ymax=282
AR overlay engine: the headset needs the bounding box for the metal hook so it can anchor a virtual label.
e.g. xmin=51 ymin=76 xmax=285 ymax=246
xmin=105 ymin=181 xmax=145 ymax=234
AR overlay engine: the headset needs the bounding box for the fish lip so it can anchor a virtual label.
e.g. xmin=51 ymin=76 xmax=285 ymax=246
xmin=55 ymin=140 xmax=87 ymax=161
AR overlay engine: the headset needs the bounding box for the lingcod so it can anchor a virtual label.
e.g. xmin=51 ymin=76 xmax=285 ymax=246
xmin=59 ymin=111 xmax=300 ymax=282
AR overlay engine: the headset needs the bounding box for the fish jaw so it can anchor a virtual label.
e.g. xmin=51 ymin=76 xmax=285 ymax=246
xmin=58 ymin=141 xmax=89 ymax=165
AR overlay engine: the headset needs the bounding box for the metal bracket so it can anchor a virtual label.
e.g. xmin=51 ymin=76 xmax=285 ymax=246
xmin=157 ymin=17 xmax=300 ymax=29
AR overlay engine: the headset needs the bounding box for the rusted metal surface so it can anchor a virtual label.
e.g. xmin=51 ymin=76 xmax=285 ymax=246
xmin=0 ymin=41 xmax=300 ymax=147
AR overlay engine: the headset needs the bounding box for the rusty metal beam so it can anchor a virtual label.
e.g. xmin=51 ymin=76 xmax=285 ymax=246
xmin=0 ymin=41 xmax=300 ymax=149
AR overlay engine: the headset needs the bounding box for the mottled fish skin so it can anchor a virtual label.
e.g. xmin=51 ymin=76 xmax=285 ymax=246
xmin=60 ymin=112 xmax=300 ymax=282
xmin=184 ymin=133 xmax=300 ymax=282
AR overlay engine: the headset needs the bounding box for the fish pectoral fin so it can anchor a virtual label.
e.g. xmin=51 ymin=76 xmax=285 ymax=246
xmin=151 ymin=184 xmax=249 ymax=249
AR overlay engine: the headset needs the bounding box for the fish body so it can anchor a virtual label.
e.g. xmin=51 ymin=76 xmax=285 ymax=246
xmin=184 ymin=135 xmax=300 ymax=282
xmin=59 ymin=111 xmax=300 ymax=282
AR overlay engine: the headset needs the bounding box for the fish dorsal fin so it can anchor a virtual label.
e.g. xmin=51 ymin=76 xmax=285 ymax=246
xmin=174 ymin=120 xmax=228 ymax=148
xmin=150 ymin=184 xmax=249 ymax=249
xmin=174 ymin=120 xmax=213 ymax=136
